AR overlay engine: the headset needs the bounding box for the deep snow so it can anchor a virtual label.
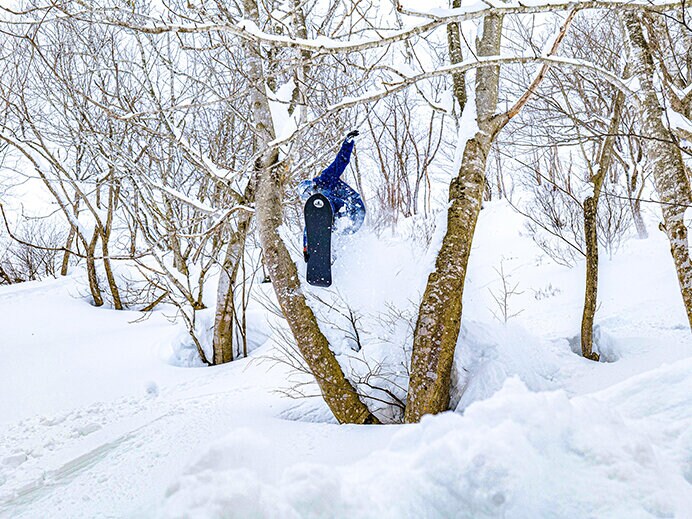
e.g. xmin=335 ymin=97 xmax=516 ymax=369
xmin=1 ymin=201 xmax=691 ymax=518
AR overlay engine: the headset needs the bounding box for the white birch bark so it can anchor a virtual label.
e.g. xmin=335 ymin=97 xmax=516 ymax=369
xmin=624 ymin=11 xmax=692 ymax=328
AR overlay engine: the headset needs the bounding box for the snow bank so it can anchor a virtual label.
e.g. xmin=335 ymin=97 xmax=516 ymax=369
xmin=452 ymin=320 xmax=565 ymax=411
xmin=161 ymin=358 xmax=692 ymax=518
xmin=3 ymin=194 xmax=692 ymax=518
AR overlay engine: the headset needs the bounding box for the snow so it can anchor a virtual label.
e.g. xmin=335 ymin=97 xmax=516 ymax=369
xmin=0 ymin=277 xmax=194 ymax=424
xmin=667 ymin=106 xmax=692 ymax=136
xmin=1 ymin=201 xmax=692 ymax=517
xmin=268 ymin=80 xmax=299 ymax=144
xmin=163 ymin=369 xmax=692 ymax=518
xmin=452 ymin=86 xmax=479 ymax=174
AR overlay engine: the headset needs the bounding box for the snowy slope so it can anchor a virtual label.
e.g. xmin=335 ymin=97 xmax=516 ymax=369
xmin=163 ymin=364 xmax=692 ymax=519
xmin=1 ymin=201 xmax=691 ymax=518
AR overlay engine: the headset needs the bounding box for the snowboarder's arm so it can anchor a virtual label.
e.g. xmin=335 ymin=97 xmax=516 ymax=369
xmin=319 ymin=138 xmax=355 ymax=184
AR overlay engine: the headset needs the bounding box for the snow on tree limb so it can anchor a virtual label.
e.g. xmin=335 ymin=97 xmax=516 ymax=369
xmin=39 ymin=0 xmax=689 ymax=57
xmin=268 ymin=54 xmax=634 ymax=148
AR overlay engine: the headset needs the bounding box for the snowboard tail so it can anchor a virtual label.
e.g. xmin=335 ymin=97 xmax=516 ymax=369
xmin=304 ymin=193 xmax=333 ymax=287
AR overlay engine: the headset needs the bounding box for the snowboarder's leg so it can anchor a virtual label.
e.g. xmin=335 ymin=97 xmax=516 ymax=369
xmin=326 ymin=181 xmax=365 ymax=235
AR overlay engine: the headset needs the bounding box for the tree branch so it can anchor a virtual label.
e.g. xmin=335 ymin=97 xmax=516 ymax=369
xmin=503 ymin=9 xmax=578 ymax=120
xmin=49 ymin=0 xmax=688 ymax=56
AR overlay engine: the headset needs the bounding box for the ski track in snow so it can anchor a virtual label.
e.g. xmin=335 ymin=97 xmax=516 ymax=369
xmin=0 ymin=378 xmax=255 ymax=517
xmin=1 ymin=201 xmax=691 ymax=517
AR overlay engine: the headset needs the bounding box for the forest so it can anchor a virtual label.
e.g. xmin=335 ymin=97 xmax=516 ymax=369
xmin=0 ymin=0 xmax=691 ymax=517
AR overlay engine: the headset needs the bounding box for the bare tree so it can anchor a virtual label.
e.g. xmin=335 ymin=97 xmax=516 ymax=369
xmin=405 ymin=8 xmax=578 ymax=422
xmin=3 ymin=0 xmax=690 ymax=424
xmin=624 ymin=11 xmax=692 ymax=328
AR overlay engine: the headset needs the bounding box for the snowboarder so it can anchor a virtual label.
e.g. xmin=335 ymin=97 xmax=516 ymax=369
xmin=298 ymin=130 xmax=365 ymax=261
xmin=299 ymin=130 xmax=365 ymax=286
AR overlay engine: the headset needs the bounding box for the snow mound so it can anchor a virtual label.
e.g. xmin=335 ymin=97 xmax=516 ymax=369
xmin=161 ymin=359 xmax=692 ymax=519
xmin=453 ymin=320 xmax=566 ymax=411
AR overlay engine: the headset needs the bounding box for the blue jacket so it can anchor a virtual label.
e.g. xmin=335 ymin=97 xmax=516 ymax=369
xmin=299 ymin=138 xmax=365 ymax=234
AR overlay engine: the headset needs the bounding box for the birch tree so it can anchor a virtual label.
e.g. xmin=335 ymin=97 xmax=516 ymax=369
xmin=240 ymin=0 xmax=378 ymax=424
xmin=624 ymin=11 xmax=692 ymax=328
xmin=4 ymin=0 xmax=690 ymax=423
xmin=405 ymin=7 xmax=577 ymax=421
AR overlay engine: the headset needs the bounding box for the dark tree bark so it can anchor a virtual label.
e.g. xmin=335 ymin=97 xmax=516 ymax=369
xmin=241 ymin=0 xmax=378 ymax=424
xmin=581 ymin=88 xmax=625 ymax=360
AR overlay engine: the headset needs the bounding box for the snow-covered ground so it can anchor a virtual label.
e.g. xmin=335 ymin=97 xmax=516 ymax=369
xmin=1 ymin=201 xmax=691 ymax=518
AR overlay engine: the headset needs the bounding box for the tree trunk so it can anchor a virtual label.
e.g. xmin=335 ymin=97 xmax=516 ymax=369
xmin=164 ymin=195 xmax=188 ymax=276
xmin=213 ymin=246 xmax=238 ymax=364
xmin=213 ymin=196 xmax=253 ymax=365
xmin=101 ymin=178 xmax=123 ymax=310
xmin=405 ymin=134 xmax=494 ymax=422
xmin=626 ymin=152 xmax=648 ymax=239
xmin=405 ymin=13 xmax=504 ymax=423
xmin=632 ymin=199 xmax=648 ymax=239
xmin=60 ymin=225 xmax=76 ymax=276
xmin=581 ymin=88 xmax=624 ymax=360
xmin=255 ymin=157 xmax=378 ymax=424
xmin=404 ymin=7 xmax=575 ymax=420
xmin=241 ymin=0 xmax=378 ymax=424
xmin=581 ymin=195 xmax=600 ymax=360
xmin=60 ymin=196 xmax=80 ymax=277
xmin=446 ymin=0 xmax=466 ymax=112
xmin=624 ymin=12 xmax=692 ymax=329
xmin=85 ymin=230 xmax=104 ymax=307
xmin=287 ymin=0 xmax=311 ymax=121
xmin=101 ymin=238 xmax=122 ymax=309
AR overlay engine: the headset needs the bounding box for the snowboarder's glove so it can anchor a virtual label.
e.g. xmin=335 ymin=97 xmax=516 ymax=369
xmin=346 ymin=130 xmax=360 ymax=140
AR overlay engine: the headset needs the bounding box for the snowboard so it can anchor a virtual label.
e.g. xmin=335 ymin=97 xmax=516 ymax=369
xmin=304 ymin=193 xmax=333 ymax=287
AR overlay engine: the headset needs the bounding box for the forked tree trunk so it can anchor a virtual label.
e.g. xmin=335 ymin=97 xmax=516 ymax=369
xmin=100 ymin=177 xmax=123 ymax=310
xmin=405 ymin=12 xmax=504 ymax=423
xmin=241 ymin=0 xmax=377 ymax=424
xmin=405 ymin=7 xmax=576 ymax=422
xmin=624 ymin=12 xmax=692 ymax=329
xmin=213 ymin=196 xmax=253 ymax=365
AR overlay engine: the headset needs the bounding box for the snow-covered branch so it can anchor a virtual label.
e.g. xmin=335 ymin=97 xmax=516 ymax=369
xmin=269 ymin=53 xmax=633 ymax=147
xmin=54 ymin=0 xmax=687 ymax=56
xmin=503 ymin=9 xmax=578 ymax=120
